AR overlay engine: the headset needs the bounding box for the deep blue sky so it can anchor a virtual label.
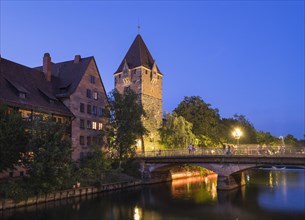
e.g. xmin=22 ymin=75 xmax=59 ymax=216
xmin=1 ymin=1 xmax=304 ymax=139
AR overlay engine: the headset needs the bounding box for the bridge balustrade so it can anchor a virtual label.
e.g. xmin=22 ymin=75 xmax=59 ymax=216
xmin=137 ymin=146 xmax=305 ymax=158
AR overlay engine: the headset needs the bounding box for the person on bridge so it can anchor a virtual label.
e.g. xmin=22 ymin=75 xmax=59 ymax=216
xmin=222 ymin=144 xmax=226 ymax=155
xmin=188 ymin=144 xmax=192 ymax=154
xmin=227 ymin=145 xmax=231 ymax=155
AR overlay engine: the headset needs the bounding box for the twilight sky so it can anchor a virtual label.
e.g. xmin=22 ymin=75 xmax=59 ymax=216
xmin=1 ymin=1 xmax=304 ymax=139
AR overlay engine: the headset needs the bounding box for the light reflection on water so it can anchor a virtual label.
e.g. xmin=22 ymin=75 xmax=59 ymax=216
xmin=1 ymin=169 xmax=305 ymax=220
xmin=253 ymin=169 xmax=305 ymax=212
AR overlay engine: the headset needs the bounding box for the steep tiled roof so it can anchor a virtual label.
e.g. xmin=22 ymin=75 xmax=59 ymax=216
xmin=35 ymin=57 xmax=93 ymax=97
xmin=115 ymin=34 xmax=162 ymax=74
xmin=0 ymin=58 xmax=73 ymax=116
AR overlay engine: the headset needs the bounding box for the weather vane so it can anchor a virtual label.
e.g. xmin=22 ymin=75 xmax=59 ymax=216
xmin=137 ymin=18 xmax=140 ymax=34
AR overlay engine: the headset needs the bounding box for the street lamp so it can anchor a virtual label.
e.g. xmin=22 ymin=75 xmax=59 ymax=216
xmin=232 ymin=128 xmax=242 ymax=147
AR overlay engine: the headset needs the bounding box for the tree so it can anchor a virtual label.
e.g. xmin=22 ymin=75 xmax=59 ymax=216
xmin=0 ymin=105 xmax=27 ymax=171
xmin=221 ymin=114 xmax=257 ymax=144
xmin=104 ymin=89 xmax=148 ymax=167
xmin=79 ymin=145 xmax=111 ymax=186
xmin=284 ymin=134 xmax=299 ymax=147
xmin=174 ymin=96 xmax=221 ymax=147
xmin=25 ymin=116 xmax=75 ymax=195
xmin=159 ymin=112 xmax=196 ymax=148
xmin=256 ymin=131 xmax=278 ymax=146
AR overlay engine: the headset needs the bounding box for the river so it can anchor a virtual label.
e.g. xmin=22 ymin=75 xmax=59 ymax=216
xmin=1 ymin=168 xmax=304 ymax=220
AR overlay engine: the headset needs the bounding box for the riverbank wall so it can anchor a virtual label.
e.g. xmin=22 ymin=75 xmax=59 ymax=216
xmin=0 ymin=176 xmax=173 ymax=211
xmin=0 ymin=170 xmax=210 ymax=211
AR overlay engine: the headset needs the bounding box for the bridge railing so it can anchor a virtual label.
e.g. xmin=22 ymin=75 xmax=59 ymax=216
xmin=137 ymin=146 xmax=305 ymax=157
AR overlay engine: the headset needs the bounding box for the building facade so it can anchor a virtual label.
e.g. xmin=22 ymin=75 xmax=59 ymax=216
xmin=0 ymin=54 xmax=109 ymax=166
xmin=114 ymin=34 xmax=163 ymax=152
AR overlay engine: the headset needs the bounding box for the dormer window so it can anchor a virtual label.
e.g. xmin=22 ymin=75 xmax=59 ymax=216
xmin=19 ymin=92 xmax=26 ymax=99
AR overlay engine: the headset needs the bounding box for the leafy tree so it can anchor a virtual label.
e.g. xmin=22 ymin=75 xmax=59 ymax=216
xmin=256 ymin=131 xmax=278 ymax=146
xmin=79 ymin=145 xmax=111 ymax=186
xmin=174 ymin=96 xmax=221 ymax=147
xmin=0 ymin=105 xmax=27 ymax=171
xmin=25 ymin=117 xmax=75 ymax=195
xmin=104 ymin=89 xmax=148 ymax=167
xmin=284 ymin=134 xmax=299 ymax=147
xmin=159 ymin=112 xmax=196 ymax=148
xmin=221 ymin=114 xmax=257 ymax=144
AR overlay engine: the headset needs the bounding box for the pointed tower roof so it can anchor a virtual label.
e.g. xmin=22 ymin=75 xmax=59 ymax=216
xmin=115 ymin=34 xmax=162 ymax=74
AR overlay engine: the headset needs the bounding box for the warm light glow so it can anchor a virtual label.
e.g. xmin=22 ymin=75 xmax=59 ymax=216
xmin=232 ymin=128 xmax=242 ymax=139
xmin=134 ymin=206 xmax=142 ymax=220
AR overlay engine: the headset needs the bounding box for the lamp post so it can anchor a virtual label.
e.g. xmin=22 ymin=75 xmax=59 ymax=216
xmin=232 ymin=128 xmax=242 ymax=147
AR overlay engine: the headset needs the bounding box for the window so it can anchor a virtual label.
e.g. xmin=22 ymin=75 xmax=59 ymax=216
xmin=90 ymin=75 xmax=95 ymax=84
xmin=80 ymin=119 xmax=85 ymax=129
xmin=92 ymin=136 xmax=97 ymax=145
xmin=98 ymin=137 xmax=103 ymax=145
xmin=98 ymin=107 xmax=103 ymax=117
xmin=9 ymin=172 xmax=13 ymax=178
xmin=92 ymin=121 xmax=97 ymax=130
xmin=93 ymin=92 xmax=98 ymax=100
xmin=80 ymin=103 xmax=85 ymax=112
xmin=80 ymin=152 xmax=85 ymax=160
xmin=92 ymin=106 xmax=97 ymax=115
xmin=87 ymin=105 xmax=91 ymax=114
xmin=87 ymin=120 xmax=92 ymax=129
xmin=19 ymin=92 xmax=26 ymax=99
xmin=87 ymin=136 xmax=91 ymax=146
xmin=57 ymin=118 xmax=62 ymax=123
xmin=80 ymin=136 xmax=85 ymax=145
xmin=119 ymin=74 xmax=121 ymax=78
xmin=98 ymin=123 xmax=103 ymax=130
xmin=86 ymin=89 xmax=91 ymax=98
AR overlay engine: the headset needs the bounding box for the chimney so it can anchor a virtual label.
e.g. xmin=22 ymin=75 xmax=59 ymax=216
xmin=43 ymin=53 xmax=52 ymax=81
xmin=74 ymin=55 xmax=81 ymax=64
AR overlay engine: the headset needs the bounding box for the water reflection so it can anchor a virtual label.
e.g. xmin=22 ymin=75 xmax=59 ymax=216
xmin=171 ymin=174 xmax=218 ymax=203
xmin=1 ymin=169 xmax=305 ymax=220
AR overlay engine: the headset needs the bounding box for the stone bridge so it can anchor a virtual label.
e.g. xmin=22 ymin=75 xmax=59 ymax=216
xmin=137 ymin=154 xmax=305 ymax=190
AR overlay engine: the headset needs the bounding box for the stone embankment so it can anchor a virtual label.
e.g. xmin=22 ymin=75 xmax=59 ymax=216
xmin=0 ymin=171 xmax=204 ymax=211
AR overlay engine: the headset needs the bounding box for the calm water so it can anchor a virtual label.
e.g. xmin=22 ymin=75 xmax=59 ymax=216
xmin=1 ymin=169 xmax=305 ymax=220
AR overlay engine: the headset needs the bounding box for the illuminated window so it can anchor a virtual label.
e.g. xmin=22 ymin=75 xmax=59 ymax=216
xmin=98 ymin=123 xmax=103 ymax=130
xmin=92 ymin=121 xmax=97 ymax=130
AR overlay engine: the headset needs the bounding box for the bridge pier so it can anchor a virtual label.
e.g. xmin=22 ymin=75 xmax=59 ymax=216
xmin=217 ymin=172 xmax=245 ymax=190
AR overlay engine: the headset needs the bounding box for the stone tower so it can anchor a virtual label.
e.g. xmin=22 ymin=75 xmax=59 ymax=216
xmin=114 ymin=34 xmax=163 ymax=152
